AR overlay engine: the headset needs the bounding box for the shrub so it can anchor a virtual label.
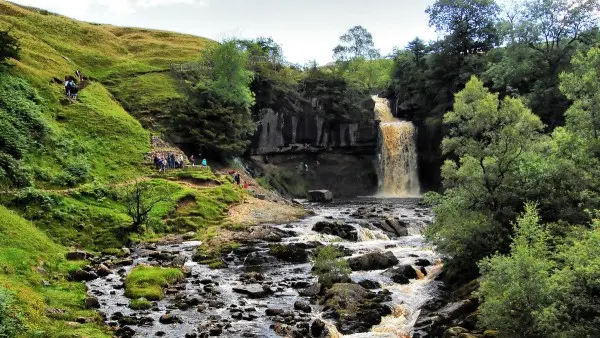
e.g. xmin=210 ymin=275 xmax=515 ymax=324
xmin=312 ymin=246 xmax=351 ymax=288
xmin=129 ymin=297 xmax=153 ymax=310
xmin=0 ymin=286 xmax=24 ymax=337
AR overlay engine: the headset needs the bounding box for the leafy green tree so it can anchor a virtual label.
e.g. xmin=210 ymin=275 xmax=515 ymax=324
xmin=560 ymin=46 xmax=600 ymax=140
xmin=406 ymin=37 xmax=428 ymax=66
xmin=537 ymin=223 xmax=600 ymax=337
xmin=201 ymin=40 xmax=255 ymax=108
xmin=478 ymin=204 xmax=554 ymax=338
xmin=425 ymin=76 xmax=544 ymax=276
xmin=332 ymin=26 xmax=380 ymax=62
xmin=426 ymin=0 xmax=500 ymax=55
xmin=123 ymin=180 xmax=169 ymax=234
xmin=169 ymin=40 xmax=256 ymax=158
xmin=341 ymin=58 xmax=394 ymax=91
xmin=0 ymin=27 xmax=20 ymax=67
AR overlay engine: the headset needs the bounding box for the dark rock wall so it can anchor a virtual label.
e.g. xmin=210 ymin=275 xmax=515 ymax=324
xmin=252 ymin=108 xmax=378 ymax=155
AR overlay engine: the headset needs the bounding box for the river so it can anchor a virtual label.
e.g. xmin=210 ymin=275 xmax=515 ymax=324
xmin=87 ymin=197 xmax=441 ymax=337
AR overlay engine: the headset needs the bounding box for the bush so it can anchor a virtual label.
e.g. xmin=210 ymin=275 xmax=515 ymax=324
xmin=129 ymin=297 xmax=153 ymax=310
xmin=0 ymin=286 xmax=24 ymax=337
xmin=0 ymin=27 xmax=20 ymax=67
xmin=0 ymin=73 xmax=48 ymax=188
xmin=312 ymin=246 xmax=351 ymax=288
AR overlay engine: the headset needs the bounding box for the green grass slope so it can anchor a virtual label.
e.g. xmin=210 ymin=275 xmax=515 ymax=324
xmin=0 ymin=205 xmax=110 ymax=337
xmin=0 ymin=0 xmax=214 ymax=184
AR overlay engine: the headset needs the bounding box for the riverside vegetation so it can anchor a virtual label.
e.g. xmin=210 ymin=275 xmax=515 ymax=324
xmin=1 ymin=0 xmax=600 ymax=337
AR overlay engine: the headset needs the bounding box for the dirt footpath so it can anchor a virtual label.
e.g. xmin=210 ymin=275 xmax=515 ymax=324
xmin=228 ymin=196 xmax=308 ymax=226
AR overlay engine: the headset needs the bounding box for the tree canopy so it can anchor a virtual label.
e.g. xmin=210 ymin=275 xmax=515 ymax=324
xmin=332 ymin=26 xmax=380 ymax=61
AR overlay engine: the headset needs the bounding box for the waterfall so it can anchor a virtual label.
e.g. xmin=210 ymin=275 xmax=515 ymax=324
xmin=373 ymin=95 xmax=421 ymax=197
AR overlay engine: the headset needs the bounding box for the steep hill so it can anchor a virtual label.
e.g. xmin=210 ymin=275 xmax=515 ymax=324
xmin=0 ymin=0 xmax=214 ymax=185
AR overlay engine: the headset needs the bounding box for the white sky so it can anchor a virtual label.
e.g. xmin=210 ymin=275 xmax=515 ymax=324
xmin=9 ymin=0 xmax=438 ymax=64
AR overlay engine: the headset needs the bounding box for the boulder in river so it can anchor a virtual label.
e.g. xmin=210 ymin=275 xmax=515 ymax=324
xmin=323 ymin=283 xmax=392 ymax=334
xmin=294 ymin=300 xmax=312 ymax=313
xmin=232 ymin=284 xmax=272 ymax=298
xmin=347 ymin=251 xmax=399 ymax=271
xmin=69 ymin=269 xmax=98 ymax=282
xmin=65 ymin=251 xmax=90 ymax=261
xmin=159 ymin=313 xmax=182 ymax=324
xmin=383 ymin=265 xmax=418 ymax=284
xmin=307 ymin=190 xmax=333 ymax=203
xmin=312 ymin=221 xmax=358 ymax=241
xmin=358 ymin=279 xmax=381 ymax=290
xmin=268 ymin=243 xmax=309 ymax=263
xmin=311 ymin=319 xmax=328 ymax=337
xmin=85 ymin=296 xmax=100 ymax=309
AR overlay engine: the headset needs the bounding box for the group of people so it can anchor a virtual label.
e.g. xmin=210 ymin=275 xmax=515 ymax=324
xmin=228 ymin=170 xmax=249 ymax=189
xmin=64 ymin=77 xmax=79 ymax=101
xmin=154 ymin=153 xmax=207 ymax=172
xmin=64 ymin=70 xmax=84 ymax=101
xmin=154 ymin=153 xmax=186 ymax=172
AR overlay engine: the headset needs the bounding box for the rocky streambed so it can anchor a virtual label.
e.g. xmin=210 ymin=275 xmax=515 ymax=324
xmin=84 ymin=198 xmax=443 ymax=337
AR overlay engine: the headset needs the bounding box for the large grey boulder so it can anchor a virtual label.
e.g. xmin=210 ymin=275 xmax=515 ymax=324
xmin=307 ymin=190 xmax=333 ymax=203
xmin=347 ymin=251 xmax=399 ymax=271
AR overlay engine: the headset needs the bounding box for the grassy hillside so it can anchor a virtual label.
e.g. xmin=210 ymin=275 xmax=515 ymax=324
xmin=0 ymin=3 xmax=242 ymax=337
xmin=0 ymin=205 xmax=111 ymax=337
xmin=0 ymin=0 xmax=214 ymax=185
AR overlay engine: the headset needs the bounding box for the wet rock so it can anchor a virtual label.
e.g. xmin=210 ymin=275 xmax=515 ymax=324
xmin=347 ymin=251 xmax=399 ymax=271
xmin=116 ymin=326 xmax=136 ymax=337
xmin=271 ymin=323 xmax=293 ymax=336
xmin=185 ymin=333 xmax=198 ymax=338
xmin=171 ymin=254 xmax=188 ymax=267
xmin=312 ymin=221 xmax=358 ymax=241
xmin=268 ymin=244 xmax=309 ymax=263
xmin=311 ymin=319 xmax=328 ymax=337
xmin=69 ymin=269 xmax=98 ymax=282
xmin=155 ymin=331 xmax=166 ymax=336
xmin=415 ymin=258 xmax=432 ymax=267
xmin=209 ymin=326 xmax=223 ymax=336
xmin=112 ymin=258 xmax=134 ymax=267
xmin=85 ymin=296 xmax=100 ymax=309
xmin=307 ymin=190 xmax=333 ymax=203
xmin=159 ymin=313 xmax=181 ymax=324
xmin=358 ymin=279 xmax=381 ymax=289
xmin=383 ymin=265 xmax=418 ymax=284
xmin=96 ymin=264 xmax=111 ymax=277
xmin=299 ymin=283 xmax=322 ymax=297
xmin=244 ymin=251 xmax=278 ymax=266
xmin=266 ymin=308 xmax=285 ymax=316
xmin=323 ymin=283 xmax=392 ymax=334
xmin=264 ymin=232 xmax=282 ymax=242
xmin=66 ymin=251 xmax=90 ymax=260
xmin=232 ymin=284 xmax=272 ymax=298
xmin=294 ymin=300 xmax=312 ymax=313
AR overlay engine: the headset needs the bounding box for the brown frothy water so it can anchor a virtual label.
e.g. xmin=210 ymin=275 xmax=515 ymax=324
xmin=373 ymin=96 xmax=421 ymax=197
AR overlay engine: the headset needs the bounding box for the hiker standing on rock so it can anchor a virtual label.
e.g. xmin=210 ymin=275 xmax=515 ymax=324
xmin=201 ymin=158 xmax=207 ymax=167
xmin=190 ymin=155 xmax=195 ymax=167
xmin=64 ymin=77 xmax=70 ymax=97
xmin=234 ymin=172 xmax=241 ymax=185
xmin=75 ymin=69 xmax=82 ymax=82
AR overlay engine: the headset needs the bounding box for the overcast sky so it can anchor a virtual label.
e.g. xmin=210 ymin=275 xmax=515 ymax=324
xmin=9 ymin=0 xmax=438 ymax=64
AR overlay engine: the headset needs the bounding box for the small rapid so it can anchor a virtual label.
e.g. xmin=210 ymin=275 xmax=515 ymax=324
xmin=87 ymin=198 xmax=440 ymax=337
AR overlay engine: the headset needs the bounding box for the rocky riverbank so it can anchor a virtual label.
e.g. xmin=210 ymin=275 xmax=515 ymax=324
xmin=80 ymin=197 xmax=441 ymax=337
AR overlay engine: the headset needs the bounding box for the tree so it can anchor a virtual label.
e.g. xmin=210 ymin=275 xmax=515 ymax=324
xmin=425 ymin=76 xmax=544 ymax=277
xmin=478 ymin=204 xmax=554 ymax=338
xmin=123 ymin=180 xmax=169 ymax=234
xmin=560 ymin=46 xmax=600 ymax=141
xmin=332 ymin=26 xmax=380 ymax=62
xmin=426 ymin=0 xmax=500 ymax=55
xmin=406 ymin=37 xmax=428 ymax=66
xmin=201 ymin=40 xmax=255 ymax=108
xmin=0 ymin=27 xmax=19 ymax=67
xmin=169 ymin=40 xmax=256 ymax=159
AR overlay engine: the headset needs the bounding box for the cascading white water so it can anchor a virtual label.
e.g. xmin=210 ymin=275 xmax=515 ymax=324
xmin=373 ymin=96 xmax=421 ymax=197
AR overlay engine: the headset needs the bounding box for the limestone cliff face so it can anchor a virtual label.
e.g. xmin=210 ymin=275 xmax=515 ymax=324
xmin=251 ymin=107 xmax=378 ymax=155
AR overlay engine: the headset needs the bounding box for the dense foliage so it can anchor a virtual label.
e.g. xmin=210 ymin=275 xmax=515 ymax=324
xmin=0 ymin=73 xmax=48 ymax=188
xmin=0 ymin=26 xmax=19 ymax=67
xmin=414 ymin=1 xmax=600 ymax=336
xmin=169 ymin=40 xmax=256 ymax=158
